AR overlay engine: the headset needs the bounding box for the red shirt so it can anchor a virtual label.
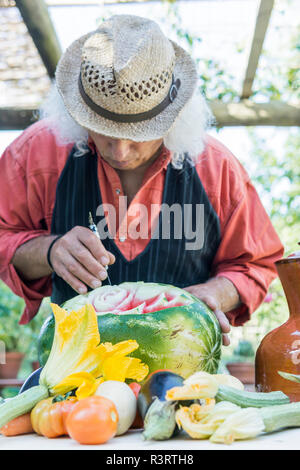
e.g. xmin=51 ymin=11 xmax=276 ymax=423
xmin=0 ymin=120 xmax=284 ymax=325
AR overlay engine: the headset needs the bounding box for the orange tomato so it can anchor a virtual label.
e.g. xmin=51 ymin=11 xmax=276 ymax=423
xmin=31 ymin=397 xmax=77 ymax=438
xmin=66 ymin=396 xmax=118 ymax=445
xmin=60 ymin=398 xmax=78 ymax=430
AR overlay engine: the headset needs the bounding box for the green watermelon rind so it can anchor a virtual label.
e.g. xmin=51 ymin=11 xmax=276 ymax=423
xmin=37 ymin=314 xmax=56 ymax=369
xmin=97 ymin=302 xmax=222 ymax=377
xmin=38 ymin=300 xmax=222 ymax=379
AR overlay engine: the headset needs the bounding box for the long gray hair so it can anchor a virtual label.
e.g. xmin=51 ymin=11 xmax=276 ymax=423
xmin=40 ymin=83 xmax=215 ymax=168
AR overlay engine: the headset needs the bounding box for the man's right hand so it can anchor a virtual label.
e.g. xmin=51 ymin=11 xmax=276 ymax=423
xmin=49 ymin=226 xmax=115 ymax=294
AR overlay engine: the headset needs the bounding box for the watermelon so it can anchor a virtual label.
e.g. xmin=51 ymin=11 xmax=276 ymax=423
xmin=38 ymin=282 xmax=222 ymax=378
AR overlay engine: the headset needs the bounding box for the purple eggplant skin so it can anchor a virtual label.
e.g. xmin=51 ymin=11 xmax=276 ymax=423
xmin=137 ymin=370 xmax=184 ymax=420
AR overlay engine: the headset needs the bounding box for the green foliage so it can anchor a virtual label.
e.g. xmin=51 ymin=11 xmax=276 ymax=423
xmin=0 ymin=281 xmax=51 ymax=361
xmin=252 ymin=25 xmax=300 ymax=102
xmin=245 ymin=127 xmax=300 ymax=254
xmin=234 ymin=340 xmax=255 ymax=358
xmin=0 ymin=387 xmax=20 ymax=399
xmin=0 ymin=283 xmax=28 ymax=353
xmin=224 ymin=338 xmax=256 ymax=364
xmin=162 ymin=2 xmax=239 ymax=102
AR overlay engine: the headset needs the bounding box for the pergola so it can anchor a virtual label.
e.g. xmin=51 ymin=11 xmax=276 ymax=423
xmin=0 ymin=0 xmax=299 ymax=130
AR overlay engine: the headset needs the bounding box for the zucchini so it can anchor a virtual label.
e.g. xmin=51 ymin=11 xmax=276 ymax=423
xmin=215 ymin=385 xmax=290 ymax=408
xmin=260 ymin=402 xmax=300 ymax=433
xmin=0 ymin=385 xmax=48 ymax=428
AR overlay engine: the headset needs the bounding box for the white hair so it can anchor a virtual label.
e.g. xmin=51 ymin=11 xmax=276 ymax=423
xmin=39 ymin=84 xmax=215 ymax=166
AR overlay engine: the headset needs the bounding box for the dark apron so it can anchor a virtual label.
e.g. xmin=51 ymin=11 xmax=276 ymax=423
xmin=50 ymin=146 xmax=221 ymax=305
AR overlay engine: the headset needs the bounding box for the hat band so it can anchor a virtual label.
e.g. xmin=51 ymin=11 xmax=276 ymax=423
xmin=78 ymin=74 xmax=181 ymax=123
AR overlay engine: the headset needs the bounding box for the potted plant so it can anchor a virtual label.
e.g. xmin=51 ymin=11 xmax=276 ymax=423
xmin=226 ymin=339 xmax=255 ymax=384
xmin=0 ymin=283 xmax=31 ymax=379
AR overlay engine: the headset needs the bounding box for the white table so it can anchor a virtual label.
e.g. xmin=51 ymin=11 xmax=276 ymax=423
xmin=1 ymin=428 xmax=300 ymax=450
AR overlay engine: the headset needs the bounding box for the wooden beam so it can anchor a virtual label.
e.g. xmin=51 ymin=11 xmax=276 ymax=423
xmin=1 ymin=101 xmax=299 ymax=130
xmin=45 ymin=0 xmax=238 ymax=4
xmin=1 ymin=0 xmax=243 ymax=6
xmin=46 ymin=0 xmax=146 ymax=4
xmin=210 ymin=100 xmax=300 ymax=127
xmin=15 ymin=0 xmax=62 ymax=78
xmin=241 ymin=0 xmax=274 ymax=99
xmin=0 ymin=108 xmax=38 ymax=130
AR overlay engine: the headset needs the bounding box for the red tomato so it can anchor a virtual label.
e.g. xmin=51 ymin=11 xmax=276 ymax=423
xmin=129 ymin=382 xmax=143 ymax=429
xmin=129 ymin=382 xmax=141 ymax=398
xmin=66 ymin=396 xmax=118 ymax=445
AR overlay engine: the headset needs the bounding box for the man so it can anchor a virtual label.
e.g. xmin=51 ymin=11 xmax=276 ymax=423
xmin=0 ymin=15 xmax=283 ymax=346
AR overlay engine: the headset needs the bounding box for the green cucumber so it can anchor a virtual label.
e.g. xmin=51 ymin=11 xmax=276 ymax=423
xmin=215 ymin=385 xmax=290 ymax=408
xmin=260 ymin=402 xmax=300 ymax=433
xmin=0 ymin=385 xmax=49 ymax=428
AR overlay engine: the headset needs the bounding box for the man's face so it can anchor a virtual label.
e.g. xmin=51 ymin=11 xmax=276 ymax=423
xmin=89 ymin=132 xmax=164 ymax=171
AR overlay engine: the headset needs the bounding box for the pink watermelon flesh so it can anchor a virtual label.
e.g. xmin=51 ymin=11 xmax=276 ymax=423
xmin=78 ymin=283 xmax=193 ymax=315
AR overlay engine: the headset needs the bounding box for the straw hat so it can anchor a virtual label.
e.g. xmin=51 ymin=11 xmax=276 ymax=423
xmin=56 ymin=14 xmax=198 ymax=141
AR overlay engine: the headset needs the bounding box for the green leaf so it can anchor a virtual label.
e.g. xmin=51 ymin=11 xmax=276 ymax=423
xmin=278 ymin=371 xmax=300 ymax=383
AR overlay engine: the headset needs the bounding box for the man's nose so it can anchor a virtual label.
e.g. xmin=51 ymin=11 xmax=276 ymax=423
xmin=111 ymin=140 xmax=131 ymax=161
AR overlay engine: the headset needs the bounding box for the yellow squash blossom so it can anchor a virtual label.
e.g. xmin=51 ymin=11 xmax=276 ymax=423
xmin=166 ymin=371 xmax=244 ymax=401
xmin=210 ymin=408 xmax=265 ymax=444
xmin=166 ymin=371 xmax=219 ymax=400
xmin=175 ymin=401 xmax=240 ymax=439
xmin=98 ymin=340 xmax=149 ymax=382
xmin=52 ymin=372 xmax=104 ymax=400
xmin=40 ymin=303 xmax=149 ymax=399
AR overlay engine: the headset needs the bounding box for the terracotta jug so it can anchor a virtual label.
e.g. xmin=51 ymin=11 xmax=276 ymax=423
xmin=255 ymin=255 xmax=300 ymax=401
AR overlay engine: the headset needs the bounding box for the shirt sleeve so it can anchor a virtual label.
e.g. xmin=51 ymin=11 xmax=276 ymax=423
xmin=211 ymin=176 xmax=284 ymax=327
xmin=0 ymin=132 xmax=57 ymax=324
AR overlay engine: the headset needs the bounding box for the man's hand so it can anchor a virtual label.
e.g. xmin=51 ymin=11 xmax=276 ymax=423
xmin=184 ymin=277 xmax=241 ymax=346
xmin=50 ymin=226 xmax=115 ymax=294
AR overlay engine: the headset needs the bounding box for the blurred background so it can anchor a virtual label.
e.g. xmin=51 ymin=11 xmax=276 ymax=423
xmin=0 ymin=0 xmax=299 ymax=393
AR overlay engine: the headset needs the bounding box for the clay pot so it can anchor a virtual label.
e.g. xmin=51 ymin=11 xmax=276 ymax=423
xmin=0 ymin=351 xmax=24 ymax=379
xmin=31 ymin=361 xmax=40 ymax=371
xmin=226 ymin=362 xmax=255 ymax=384
xmin=255 ymin=255 xmax=300 ymax=401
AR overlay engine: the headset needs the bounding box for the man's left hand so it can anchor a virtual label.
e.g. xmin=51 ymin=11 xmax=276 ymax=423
xmin=184 ymin=277 xmax=241 ymax=347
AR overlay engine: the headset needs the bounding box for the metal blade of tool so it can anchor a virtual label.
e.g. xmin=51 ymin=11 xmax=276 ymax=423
xmin=88 ymin=212 xmax=112 ymax=286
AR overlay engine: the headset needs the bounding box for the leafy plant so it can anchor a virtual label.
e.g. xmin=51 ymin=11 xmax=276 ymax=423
xmin=0 ymin=283 xmax=29 ymax=353
xmin=233 ymin=340 xmax=255 ymax=359
xmin=225 ymin=339 xmax=255 ymax=365
xmin=0 ymin=282 xmax=51 ymax=359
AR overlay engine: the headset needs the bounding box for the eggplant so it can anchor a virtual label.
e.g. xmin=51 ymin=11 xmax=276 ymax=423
xmin=19 ymin=368 xmax=42 ymax=394
xmin=137 ymin=370 xmax=184 ymax=420
xmin=137 ymin=370 xmax=185 ymax=441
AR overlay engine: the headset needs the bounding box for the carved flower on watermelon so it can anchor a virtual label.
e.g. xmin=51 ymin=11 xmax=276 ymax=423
xmin=64 ymin=282 xmax=194 ymax=316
